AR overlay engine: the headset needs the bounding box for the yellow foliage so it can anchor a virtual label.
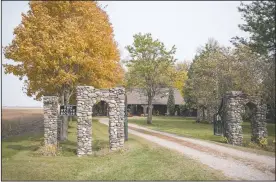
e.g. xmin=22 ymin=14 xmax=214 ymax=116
xmin=220 ymin=136 xmax=228 ymax=143
xmin=173 ymin=69 xmax=188 ymax=96
xmin=169 ymin=62 xmax=188 ymax=96
xmin=4 ymin=1 xmax=123 ymax=100
xmin=258 ymin=137 xmax=268 ymax=148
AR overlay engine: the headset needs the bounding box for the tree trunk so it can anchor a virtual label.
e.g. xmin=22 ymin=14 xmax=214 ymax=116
xmin=203 ymin=107 xmax=206 ymax=121
xmin=147 ymin=98 xmax=153 ymax=124
xmin=60 ymin=88 xmax=69 ymax=141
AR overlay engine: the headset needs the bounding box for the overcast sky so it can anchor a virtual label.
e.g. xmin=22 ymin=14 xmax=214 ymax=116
xmin=2 ymin=1 xmax=249 ymax=107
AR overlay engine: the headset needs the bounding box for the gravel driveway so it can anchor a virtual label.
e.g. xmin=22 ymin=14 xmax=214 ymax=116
xmin=99 ymin=118 xmax=275 ymax=180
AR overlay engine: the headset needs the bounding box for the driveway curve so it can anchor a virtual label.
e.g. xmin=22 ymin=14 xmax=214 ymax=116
xmin=98 ymin=118 xmax=275 ymax=180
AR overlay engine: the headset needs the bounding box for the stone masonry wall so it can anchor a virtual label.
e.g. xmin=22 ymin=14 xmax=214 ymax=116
xmin=222 ymin=91 xmax=268 ymax=145
xmin=76 ymin=86 xmax=125 ymax=156
xmin=43 ymin=96 xmax=59 ymax=146
xmin=57 ymin=116 xmax=62 ymax=141
xmin=222 ymin=91 xmax=244 ymax=145
xmin=251 ymin=103 xmax=268 ymax=142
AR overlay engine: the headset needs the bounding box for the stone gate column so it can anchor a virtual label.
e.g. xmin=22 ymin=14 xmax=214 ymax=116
xmin=57 ymin=116 xmax=62 ymax=141
xmin=251 ymin=103 xmax=268 ymax=142
xmin=118 ymin=88 xmax=125 ymax=148
xmin=109 ymin=87 xmax=125 ymax=150
xmin=223 ymin=91 xmax=244 ymax=145
xmin=76 ymin=86 xmax=93 ymax=156
xmin=109 ymin=100 xmax=118 ymax=150
xmin=43 ymin=96 xmax=59 ymax=146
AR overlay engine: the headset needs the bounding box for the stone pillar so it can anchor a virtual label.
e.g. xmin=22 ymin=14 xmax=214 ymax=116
xmin=251 ymin=103 xmax=268 ymax=142
xmin=109 ymin=102 xmax=118 ymax=150
xmin=222 ymin=91 xmax=244 ymax=146
xmin=43 ymin=96 xmax=59 ymax=146
xmin=118 ymin=89 xmax=125 ymax=148
xmin=109 ymin=87 xmax=125 ymax=150
xmin=57 ymin=116 xmax=62 ymax=141
xmin=76 ymin=86 xmax=93 ymax=156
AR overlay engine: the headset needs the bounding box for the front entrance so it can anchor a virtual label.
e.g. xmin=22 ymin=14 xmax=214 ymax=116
xmin=214 ymin=91 xmax=268 ymax=146
xmin=76 ymin=86 xmax=126 ymax=156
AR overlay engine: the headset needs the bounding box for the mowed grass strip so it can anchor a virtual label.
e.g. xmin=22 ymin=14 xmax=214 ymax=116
xmin=128 ymin=116 xmax=276 ymax=153
xmin=2 ymin=119 xmax=228 ymax=180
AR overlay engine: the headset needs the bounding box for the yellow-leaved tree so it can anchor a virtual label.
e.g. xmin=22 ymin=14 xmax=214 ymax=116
xmin=173 ymin=61 xmax=189 ymax=96
xmin=3 ymin=1 xmax=123 ymax=140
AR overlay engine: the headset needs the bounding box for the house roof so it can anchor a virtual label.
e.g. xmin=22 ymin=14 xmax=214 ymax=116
xmin=126 ymin=88 xmax=184 ymax=105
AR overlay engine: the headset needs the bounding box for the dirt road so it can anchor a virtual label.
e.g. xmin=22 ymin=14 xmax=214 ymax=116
xmin=99 ymin=118 xmax=275 ymax=180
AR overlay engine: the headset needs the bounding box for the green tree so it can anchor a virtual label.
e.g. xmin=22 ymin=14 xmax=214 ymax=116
xmin=184 ymin=39 xmax=222 ymax=121
xmin=125 ymin=33 xmax=176 ymax=124
xmin=232 ymin=1 xmax=275 ymax=121
xmin=185 ymin=39 xmax=263 ymax=123
xmin=167 ymin=87 xmax=175 ymax=116
xmin=231 ymin=1 xmax=275 ymax=57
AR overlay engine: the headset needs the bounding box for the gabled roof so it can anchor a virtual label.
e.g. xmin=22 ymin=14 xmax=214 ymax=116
xmin=126 ymin=88 xmax=184 ymax=105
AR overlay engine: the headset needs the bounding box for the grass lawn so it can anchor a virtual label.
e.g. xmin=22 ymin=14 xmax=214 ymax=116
xmin=128 ymin=116 xmax=276 ymax=153
xmin=2 ymin=119 xmax=228 ymax=180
